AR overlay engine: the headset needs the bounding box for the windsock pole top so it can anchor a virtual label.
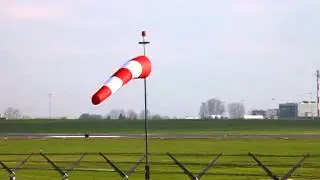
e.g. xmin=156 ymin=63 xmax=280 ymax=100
xmin=139 ymin=31 xmax=150 ymax=45
xmin=142 ymin=31 xmax=146 ymax=37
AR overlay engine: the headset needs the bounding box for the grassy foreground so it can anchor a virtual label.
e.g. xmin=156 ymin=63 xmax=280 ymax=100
xmin=1 ymin=119 xmax=320 ymax=134
xmin=0 ymin=138 xmax=319 ymax=179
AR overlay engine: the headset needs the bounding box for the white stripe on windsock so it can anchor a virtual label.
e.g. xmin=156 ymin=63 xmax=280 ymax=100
xmin=102 ymin=59 xmax=144 ymax=95
xmin=104 ymin=76 xmax=124 ymax=94
xmin=122 ymin=60 xmax=143 ymax=78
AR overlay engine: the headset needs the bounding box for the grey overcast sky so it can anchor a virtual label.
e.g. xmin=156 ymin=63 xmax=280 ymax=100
xmin=1 ymin=0 xmax=320 ymax=118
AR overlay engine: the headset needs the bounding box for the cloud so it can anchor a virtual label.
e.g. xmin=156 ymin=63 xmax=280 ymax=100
xmin=1 ymin=1 xmax=65 ymax=21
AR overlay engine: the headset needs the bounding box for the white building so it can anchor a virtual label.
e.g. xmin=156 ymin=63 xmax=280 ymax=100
xmin=243 ymin=115 xmax=264 ymax=120
xmin=297 ymin=101 xmax=318 ymax=118
xmin=184 ymin=116 xmax=200 ymax=119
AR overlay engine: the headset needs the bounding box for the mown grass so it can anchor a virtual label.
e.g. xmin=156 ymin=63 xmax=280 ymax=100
xmin=0 ymin=138 xmax=319 ymax=179
xmin=1 ymin=119 xmax=320 ymax=134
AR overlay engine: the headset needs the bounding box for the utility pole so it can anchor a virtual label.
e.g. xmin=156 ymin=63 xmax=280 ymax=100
xmin=308 ymin=92 xmax=314 ymax=120
xmin=49 ymin=93 xmax=52 ymax=119
xmin=138 ymin=31 xmax=150 ymax=180
xmin=317 ymin=70 xmax=320 ymax=118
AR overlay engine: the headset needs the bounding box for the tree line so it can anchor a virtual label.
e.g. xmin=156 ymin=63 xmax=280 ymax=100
xmin=79 ymin=109 xmax=168 ymax=120
xmin=1 ymin=107 xmax=22 ymax=119
xmin=1 ymin=98 xmax=246 ymax=120
xmin=199 ymin=98 xmax=245 ymax=119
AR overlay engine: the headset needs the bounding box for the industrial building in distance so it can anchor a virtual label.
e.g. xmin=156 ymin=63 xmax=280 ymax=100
xmin=246 ymin=69 xmax=320 ymax=120
xmin=250 ymin=101 xmax=319 ymax=120
xmin=279 ymin=101 xmax=318 ymax=118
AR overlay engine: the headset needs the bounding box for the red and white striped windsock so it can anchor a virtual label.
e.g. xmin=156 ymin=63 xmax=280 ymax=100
xmin=91 ymin=55 xmax=151 ymax=105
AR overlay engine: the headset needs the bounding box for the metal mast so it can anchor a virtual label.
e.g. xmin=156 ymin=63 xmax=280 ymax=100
xmin=138 ymin=30 xmax=150 ymax=180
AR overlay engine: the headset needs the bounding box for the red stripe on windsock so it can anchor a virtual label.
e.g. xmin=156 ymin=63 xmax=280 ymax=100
xmin=92 ymin=55 xmax=152 ymax=105
xmin=113 ymin=68 xmax=133 ymax=85
xmin=91 ymin=86 xmax=112 ymax=105
xmin=133 ymin=56 xmax=151 ymax=78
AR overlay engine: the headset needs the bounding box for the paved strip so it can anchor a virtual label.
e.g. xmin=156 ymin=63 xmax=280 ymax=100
xmin=1 ymin=133 xmax=320 ymax=139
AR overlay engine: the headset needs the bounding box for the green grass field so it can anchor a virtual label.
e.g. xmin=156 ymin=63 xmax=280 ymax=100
xmin=1 ymin=119 xmax=320 ymax=134
xmin=0 ymin=138 xmax=319 ymax=180
xmin=0 ymin=119 xmax=320 ymax=179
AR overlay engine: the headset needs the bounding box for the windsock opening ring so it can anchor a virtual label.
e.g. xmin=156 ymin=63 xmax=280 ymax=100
xmin=92 ymin=55 xmax=151 ymax=105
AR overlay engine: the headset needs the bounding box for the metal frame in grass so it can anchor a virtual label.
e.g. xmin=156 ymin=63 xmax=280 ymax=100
xmin=0 ymin=152 xmax=318 ymax=180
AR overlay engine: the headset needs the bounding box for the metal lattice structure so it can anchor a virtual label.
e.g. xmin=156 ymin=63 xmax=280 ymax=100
xmin=0 ymin=152 xmax=319 ymax=179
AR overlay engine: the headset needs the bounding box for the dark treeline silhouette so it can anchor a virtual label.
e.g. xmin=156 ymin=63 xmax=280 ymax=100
xmin=79 ymin=109 xmax=166 ymax=120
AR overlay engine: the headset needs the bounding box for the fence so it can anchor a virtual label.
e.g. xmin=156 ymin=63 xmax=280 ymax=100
xmin=0 ymin=152 xmax=319 ymax=179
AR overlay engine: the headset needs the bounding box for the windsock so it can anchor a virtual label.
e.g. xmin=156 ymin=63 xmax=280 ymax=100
xmin=92 ymin=55 xmax=151 ymax=105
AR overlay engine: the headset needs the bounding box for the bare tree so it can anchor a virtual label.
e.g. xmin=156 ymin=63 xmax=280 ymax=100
xmin=206 ymin=98 xmax=225 ymax=115
xmin=119 ymin=109 xmax=126 ymax=118
xmin=162 ymin=116 xmax=170 ymax=119
xmin=151 ymin=114 xmax=162 ymax=120
xmin=107 ymin=110 xmax=119 ymax=119
xmin=118 ymin=112 xmax=126 ymax=119
xmin=3 ymin=107 xmax=22 ymax=119
xmin=199 ymin=102 xmax=209 ymax=118
xmin=79 ymin=113 xmax=103 ymax=119
xmin=107 ymin=109 xmax=126 ymax=119
xmin=126 ymin=109 xmax=138 ymax=120
xmin=138 ymin=109 xmax=150 ymax=119
xmin=227 ymin=102 xmax=246 ymax=119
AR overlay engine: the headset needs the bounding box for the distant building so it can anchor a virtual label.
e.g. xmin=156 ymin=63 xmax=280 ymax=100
xmin=0 ymin=114 xmax=6 ymax=120
xmin=210 ymin=114 xmax=229 ymax=119
xmin=243 ymin=115 xmax=264 ymax=120
xmin=279 ymin=103 xmax=298 ymax=118
xmin=265 ymin=109 xmax=279 ymax=119
xmin=251 ymin=110 xmax=266 ymax=116
xmin=297 ymin=101 xmax=317 ymax=118
xmin=184 ymin=116 xmax=200 ymax=119
xmin=202 ymin=114 xmax=228 ymax=119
